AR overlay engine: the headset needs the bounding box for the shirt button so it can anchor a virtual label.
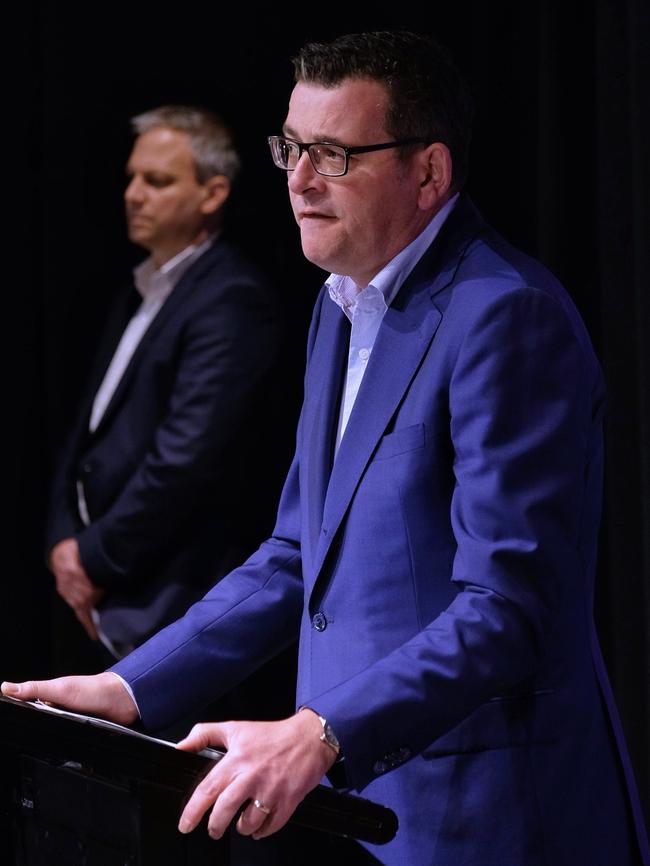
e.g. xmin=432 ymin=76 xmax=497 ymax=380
xmin=312 ymin=612 xmax=328 ymax=632
xmin=359 ymin=347 xmax=370 ymax=361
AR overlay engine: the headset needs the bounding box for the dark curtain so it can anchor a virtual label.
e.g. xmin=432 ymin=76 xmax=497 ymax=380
xmin=5 ymin=0 xmax=648 ymax=828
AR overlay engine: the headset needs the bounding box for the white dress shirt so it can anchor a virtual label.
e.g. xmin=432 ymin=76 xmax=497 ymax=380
xmin=327 ymin=195 xmax=458 ymax=451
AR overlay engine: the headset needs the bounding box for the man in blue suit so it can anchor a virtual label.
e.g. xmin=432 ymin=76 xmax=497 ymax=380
xmin=44 ymin=105 xmax=282 ymax=661
xmin=5 ymin=32 xmax=648 ymax=865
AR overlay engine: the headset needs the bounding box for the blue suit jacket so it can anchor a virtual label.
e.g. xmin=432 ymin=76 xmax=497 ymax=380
xmin=115 ymin=198 xmax=649 ymax=865
xmin=46 ymin=236 xmax=281 ymax=648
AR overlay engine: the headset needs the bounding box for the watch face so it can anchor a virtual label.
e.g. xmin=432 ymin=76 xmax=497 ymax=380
xmin=320 ymin=716 xmax=340 ymax=753
xmin=328 ymin=724 xmax=340 ymax=749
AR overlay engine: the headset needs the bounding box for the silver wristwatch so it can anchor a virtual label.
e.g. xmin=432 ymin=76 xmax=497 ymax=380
xmin=318 ymin=714 xmax=341 ymax=756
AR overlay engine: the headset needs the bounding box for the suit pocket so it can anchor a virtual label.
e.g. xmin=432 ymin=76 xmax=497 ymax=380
xmin=373 ymin=423 xmax=425 ymax=460
xmin=423 ymin=688 xmax=558 ymax=757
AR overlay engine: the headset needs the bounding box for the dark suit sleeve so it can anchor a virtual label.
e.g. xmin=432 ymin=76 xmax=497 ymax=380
xmin=76 ymin=278 xmax=280 ymax=586
xmin=45 ymin=422 xmax=86 ymax=548
xmin=45 ymin=286 xmax=144 ymax=554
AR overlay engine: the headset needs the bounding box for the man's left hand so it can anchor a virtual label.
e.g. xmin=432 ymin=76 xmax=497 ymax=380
xmin=176 ymin=708 xmax=337 ymax=840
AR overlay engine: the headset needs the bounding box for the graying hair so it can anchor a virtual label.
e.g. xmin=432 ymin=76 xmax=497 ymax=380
xmin=130 ymin=105 xmax=241 ymax=184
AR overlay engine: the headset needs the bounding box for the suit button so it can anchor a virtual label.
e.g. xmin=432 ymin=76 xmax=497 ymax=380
xmin=82 ymin=463 xmax=93 ymax=474
xmin=312 ymin=612 xmax=328 ymax=632
xmin=373 ymin=747 xmax=411 ymax=775
xmin=388 ymin=747 xmax=411 ymax=766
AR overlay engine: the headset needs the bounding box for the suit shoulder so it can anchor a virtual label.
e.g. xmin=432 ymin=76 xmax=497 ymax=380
xmin=183 ymin=237 xmax=279 ymax=308
xmin=449 ymin=228 xmax=590 ymax=340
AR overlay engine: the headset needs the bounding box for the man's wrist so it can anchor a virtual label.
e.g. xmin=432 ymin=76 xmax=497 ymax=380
xmin=103 ymin=672 xmax=141 ymax=722
xmin=299 ymin=706 xmax=341 ymax=759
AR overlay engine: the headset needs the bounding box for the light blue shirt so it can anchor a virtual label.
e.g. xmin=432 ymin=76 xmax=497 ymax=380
xmin=327 ymin=194 xmax=458 ymax=450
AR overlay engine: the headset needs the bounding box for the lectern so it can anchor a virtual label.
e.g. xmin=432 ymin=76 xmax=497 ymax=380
xmin=0 ymin=696 xmax=397 ymax=865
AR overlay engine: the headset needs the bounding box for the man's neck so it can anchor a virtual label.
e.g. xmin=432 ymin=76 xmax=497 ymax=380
xmin=150 ymin=228 xmax=212 ymax=269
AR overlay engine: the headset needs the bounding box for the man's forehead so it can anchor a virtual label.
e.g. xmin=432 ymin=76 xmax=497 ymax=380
xmin=128 ymin=127 xmax=193 ymax=166
xmin=285 ymin=78 xmax=389 ymax=139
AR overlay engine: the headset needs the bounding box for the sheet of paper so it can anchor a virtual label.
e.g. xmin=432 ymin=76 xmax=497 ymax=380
xmin=7 ymin=697 xmax=224 ymax=762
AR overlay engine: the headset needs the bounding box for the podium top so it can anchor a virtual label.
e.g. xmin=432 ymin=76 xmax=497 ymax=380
xmin=0 ymin=695 xmax=398 ymax=845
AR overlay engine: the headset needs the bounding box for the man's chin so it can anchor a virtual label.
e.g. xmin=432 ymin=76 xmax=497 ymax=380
xmin=127 ymin=228 xmax=152 ymax=247
xmin=299 ymin=235 xmax=341 ymax=275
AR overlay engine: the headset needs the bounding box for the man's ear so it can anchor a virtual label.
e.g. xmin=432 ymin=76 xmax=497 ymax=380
xmin=201 ymin=174 xmax=231 ymax=215
xmin=417 ymin=142 xmax=453 ymax=210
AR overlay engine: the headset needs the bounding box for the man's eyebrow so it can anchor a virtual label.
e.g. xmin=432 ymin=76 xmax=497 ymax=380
xmin=281 ymin=125 xmax=347 ymax=147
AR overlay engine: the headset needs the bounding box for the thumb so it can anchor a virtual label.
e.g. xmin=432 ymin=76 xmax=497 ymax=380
xmin=2 ymin=680 xmax=42 ymax=701
xmin=176 ymin=721 xmax=229 ymax=753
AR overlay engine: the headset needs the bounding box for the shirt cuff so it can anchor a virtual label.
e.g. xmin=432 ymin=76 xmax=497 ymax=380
xmin=106 ymin=671 xmax=141 ymax=718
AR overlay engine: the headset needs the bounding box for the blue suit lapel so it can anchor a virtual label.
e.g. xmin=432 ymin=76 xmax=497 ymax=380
xmin=307 ymin=205 xmax=479 ymax=591
xmin=301 ymin=295 xmax=350 ymax=569
xmin=310 ymin=285 xmax=442 ymax=585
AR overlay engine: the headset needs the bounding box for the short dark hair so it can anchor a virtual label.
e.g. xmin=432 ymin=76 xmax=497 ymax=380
xmin=292 ymin=31 xmax=474 ymax=192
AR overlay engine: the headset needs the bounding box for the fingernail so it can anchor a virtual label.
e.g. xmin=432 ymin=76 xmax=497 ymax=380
xmin=178 ymin=819 xmax=190 ymax=834
xmin=2 ymin=682 xmax=19 ymax=695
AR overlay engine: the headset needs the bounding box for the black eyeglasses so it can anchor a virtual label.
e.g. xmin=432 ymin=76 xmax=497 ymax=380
xmin=267 ymin=135 xmax=426 ymax=177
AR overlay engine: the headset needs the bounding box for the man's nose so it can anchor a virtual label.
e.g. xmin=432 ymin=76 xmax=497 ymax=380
xmin=287 ymin=151 xmax=323 ymax=195
xmin=124 ymin=175 xmax=144 ymax=203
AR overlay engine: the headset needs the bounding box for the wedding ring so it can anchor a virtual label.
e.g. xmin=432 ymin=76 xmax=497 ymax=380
xmin=253 ymin=799 xmax=271 ymax=815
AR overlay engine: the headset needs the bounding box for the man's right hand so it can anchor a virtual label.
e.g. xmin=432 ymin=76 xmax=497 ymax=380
xmin=48 ymin=538 xmax=104 ymax=641
xmin=0 ymin=673 xmax=138 ymax=726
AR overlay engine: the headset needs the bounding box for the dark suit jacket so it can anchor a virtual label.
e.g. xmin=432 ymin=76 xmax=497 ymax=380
xmin=115 ymin=198 xmax=649 ymax=865
xmin=46 ymin=236 xmax=282 ymax=648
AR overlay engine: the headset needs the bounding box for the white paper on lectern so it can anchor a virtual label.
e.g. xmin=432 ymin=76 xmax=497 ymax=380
xmin=25 ymin=699 xmax=224 ymax=761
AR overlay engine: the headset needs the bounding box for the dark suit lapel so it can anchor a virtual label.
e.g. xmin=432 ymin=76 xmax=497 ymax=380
xmin=90 ymin=239 xmax=228 ymax=436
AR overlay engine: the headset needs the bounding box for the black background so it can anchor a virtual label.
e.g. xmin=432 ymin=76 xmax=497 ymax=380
xmin=4 ymin=0 xmax=649 ymax=828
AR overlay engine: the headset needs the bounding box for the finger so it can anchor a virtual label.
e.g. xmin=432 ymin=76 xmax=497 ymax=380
xmin=236 ymin=798 xmax=273 ymax=837
xmin=176 ymin=722 xmax=228 ymax=753
xmin=178 ymin=760 xmax=229 ymax=834
xmin=206 ymin=778 xmax=254 ymax=840
xmin=75 ymin=608 xmax=99 ymax=641
xmin=252 ymin=800 xmax=296 ymax=840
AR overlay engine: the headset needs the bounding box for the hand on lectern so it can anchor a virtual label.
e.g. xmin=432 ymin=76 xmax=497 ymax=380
xmin=175 ymin=708 xmax=337 ymax=841
xmin=1 ymin=673 xmax=138 ymax=726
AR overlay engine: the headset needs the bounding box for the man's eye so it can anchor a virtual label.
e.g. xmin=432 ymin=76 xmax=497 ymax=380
xmin=315 ymin=147 xmax=344 ymax=168
xmin=144 ymin=174 xmax=173 ymax=188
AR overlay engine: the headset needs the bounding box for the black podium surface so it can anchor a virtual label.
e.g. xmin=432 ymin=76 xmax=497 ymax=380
xmin=0 ymin=695 xmax=397 ymax=865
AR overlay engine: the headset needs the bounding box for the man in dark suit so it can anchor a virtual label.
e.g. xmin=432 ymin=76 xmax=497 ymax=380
xmin=45 ymin=105 xmax=282 ymax=661
xmin=5 ymin=33 xmax=649 ymax=866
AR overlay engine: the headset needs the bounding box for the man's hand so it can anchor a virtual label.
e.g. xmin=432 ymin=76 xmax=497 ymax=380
xmin=176 ymin=708 xmax=337 ymax=841
xmin=48 ymin=538 xmax=104 ymax=640
xmin=0 ymin=673 xmax=138 ymax=726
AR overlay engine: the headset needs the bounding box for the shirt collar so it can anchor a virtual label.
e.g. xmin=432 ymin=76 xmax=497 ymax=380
xmin=327 ymin=193 xmax=458 ymax=318
xmin=133 ymin=232 xmax=218 ymax=299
